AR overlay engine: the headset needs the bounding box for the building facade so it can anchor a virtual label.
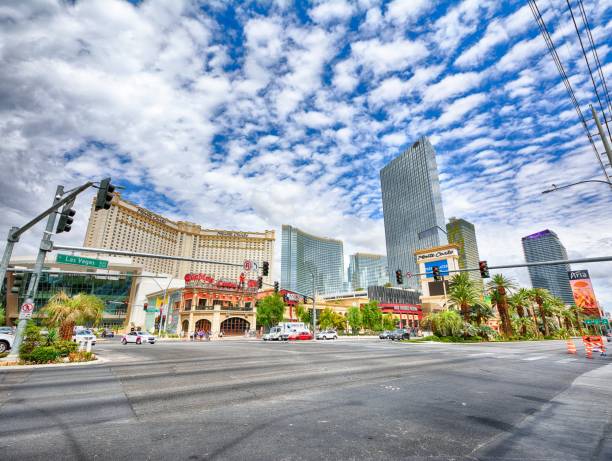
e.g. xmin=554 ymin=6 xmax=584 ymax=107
xmin=280 ymin=224 xmax=344 ymax=297
xmin=348 ymin=253 xmax=388 ymax=290
xmin=521 ymin=230 xmax=574 ymax=304
xmin=380 ymin=137 xmax=447 ymax=290
xmin=446 ymin=217 xmax=484 ymax=291
xmin=84 ymin=193 xmax=275 ymax=283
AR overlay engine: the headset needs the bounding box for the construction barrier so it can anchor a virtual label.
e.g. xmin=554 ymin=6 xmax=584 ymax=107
xmin=582 ymin=335 xmax=606 ymax=358
xmin=566 ymin=339 xmax=576 ymax=354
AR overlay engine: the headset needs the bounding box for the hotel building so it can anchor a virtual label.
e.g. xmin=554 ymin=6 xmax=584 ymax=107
xmin=84 ymin=193 xmax=275 ymax=284
xmin=348 ymin=253 xmax=389 ymax=290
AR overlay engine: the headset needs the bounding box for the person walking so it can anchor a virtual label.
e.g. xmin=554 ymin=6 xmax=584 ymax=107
xmin=198 ymin=329 xmax=204 ymax=341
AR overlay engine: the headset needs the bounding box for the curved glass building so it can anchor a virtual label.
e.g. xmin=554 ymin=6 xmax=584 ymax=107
xmin=281 ymin=225 xmax=345 ymax=297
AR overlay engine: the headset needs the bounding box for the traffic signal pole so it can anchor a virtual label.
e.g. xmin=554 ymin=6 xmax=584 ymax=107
xmin=7 ymin=186 xmax=64 ymax=359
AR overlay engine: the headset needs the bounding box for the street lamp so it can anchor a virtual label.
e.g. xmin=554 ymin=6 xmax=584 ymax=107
xmin=304 ymin=263 xmax=318 ymax=334
xmin=542 ymin=179 xmax=612 ymax=194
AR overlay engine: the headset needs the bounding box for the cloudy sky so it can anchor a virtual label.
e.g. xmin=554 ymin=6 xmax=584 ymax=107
xmin=1 ymin=0 xmax=611 ymax=307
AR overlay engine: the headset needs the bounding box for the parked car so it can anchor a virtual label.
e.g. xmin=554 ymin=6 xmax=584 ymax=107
xmin=101 ymin=329 xmax=115 ymax=338
xmin=379 ymin=330 xmax=391 ymax=339
xmin=316 ymin=330 xmax=337 ymax=340
xmin=0 ymin=326 xmax=15 ymax=335
xmin=121 ymin=331 xmax=156 ymax=345
xmin=287 ymin=331 xmax=313 ymax=341
xmin=72 ymin=329 xmax=97 ymax=345
xmin=389 ymin=329 xmax=410 ymax=341
xmin=0 ymin=333 xmax=14 ymax=353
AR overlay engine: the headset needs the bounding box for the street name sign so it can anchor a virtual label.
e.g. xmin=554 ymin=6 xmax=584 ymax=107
xmin=584 ymin=318 xmax=609 ymax=326
xmin=56 ymin=253 xmax=108 ymax=269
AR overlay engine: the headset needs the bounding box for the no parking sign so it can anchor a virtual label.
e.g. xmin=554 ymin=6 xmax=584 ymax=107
xmin=19 ymin=302 xmax=34 ymax=320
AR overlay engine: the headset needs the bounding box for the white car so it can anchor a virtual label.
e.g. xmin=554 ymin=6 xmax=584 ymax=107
xmin=316 ymin=330 xmax=338 ymax=340
xmin=0 ymin=333 xmax=14 ymax=353
xmin=121 ymin=331 xmax=156 ymax=345
xmin=72 ymin=329 xmax=97 ymax=345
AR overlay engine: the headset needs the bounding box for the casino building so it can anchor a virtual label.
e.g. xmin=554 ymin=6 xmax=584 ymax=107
xmin=148 ymin=272 xmax=259 ymax=337
xmin=84 ymin=193 xmax=275 ymax=284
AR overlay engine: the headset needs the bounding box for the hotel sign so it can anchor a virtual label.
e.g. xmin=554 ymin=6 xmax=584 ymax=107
xmin=137 ymin=208 xmax=169 ymax=225
xmin=416 ymin=248 xmax=458 ymax=261
xmin=184 ymin=273 xmax=258 ymax=292
xmin=217 ymin=231 xmax=249 ymax=237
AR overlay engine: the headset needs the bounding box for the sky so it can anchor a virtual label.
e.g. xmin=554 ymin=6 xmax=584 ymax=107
xmin=1 ymin=0 xmax=611 ymax=308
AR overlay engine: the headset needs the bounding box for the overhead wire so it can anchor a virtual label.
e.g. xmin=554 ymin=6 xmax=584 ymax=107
xmin=528 ymin=0 xmax=610 ymax=181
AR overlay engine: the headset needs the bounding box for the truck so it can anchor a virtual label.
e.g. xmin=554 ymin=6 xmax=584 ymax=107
xmin=263 ymin=322 xmax=307 ymax=341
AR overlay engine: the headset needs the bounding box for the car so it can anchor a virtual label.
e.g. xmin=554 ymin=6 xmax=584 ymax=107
xmin=379 ymin=330 xmax=391 ymax=339
xmin=101 ymin=329 xmax=115 ymax=338
xmin=389 ymin=329 xmax=410 ymax=341
xmin=121 ymin=331 xmax=156 ymax=345
xmin=287 ymin=331 xmax=313 ymax=341
xmin=0 ymin=333 xmax=14 ymax=353
xmin=0 ymin=326 xmax=15 ymax=335
xmin=72 ymin=329 xmax=97 ymax=345
xmin=316 ymin=330 xmax=337 ymax=340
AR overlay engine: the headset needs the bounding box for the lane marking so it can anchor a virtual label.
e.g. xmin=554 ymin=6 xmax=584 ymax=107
xmin=521 ymin=355 xmax=548 ymax=361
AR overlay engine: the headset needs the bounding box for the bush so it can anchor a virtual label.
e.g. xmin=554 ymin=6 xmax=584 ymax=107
xmin=27 ymin=346 xmax=61 ymax=364
xmin=68 ymin=351 xmax=95 ymax=362
xmin=19 ymin=322 xmax=44 ymax=361
xmin=423 ymin=311 xmax=463 ymax=337
xmin=55 ymin=340 xmax=78 ymax=357
xmin=477 ymin=325 xmax=498 ymax=341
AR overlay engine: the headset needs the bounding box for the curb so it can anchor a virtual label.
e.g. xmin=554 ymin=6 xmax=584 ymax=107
xmin=0 ymin=355 xmax=107 ymax=371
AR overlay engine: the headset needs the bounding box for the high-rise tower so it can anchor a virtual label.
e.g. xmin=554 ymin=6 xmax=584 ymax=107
xmin=380 ymin=137 xmax=447 ymax=290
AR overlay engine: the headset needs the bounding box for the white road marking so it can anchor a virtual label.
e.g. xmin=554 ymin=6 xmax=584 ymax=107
xmin=522 ymin=355 xmax=548 ymax=361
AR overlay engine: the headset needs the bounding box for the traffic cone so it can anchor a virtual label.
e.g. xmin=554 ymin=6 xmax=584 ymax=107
xmin=585 ymin=343 xmax=593 ymax=359
xmin=566 ymin=339 xmax=576 ymax=354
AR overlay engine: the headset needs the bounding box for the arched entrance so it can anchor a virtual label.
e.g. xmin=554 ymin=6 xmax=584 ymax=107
xmin=181 ymin=320 xmax=189 ymax=336
xmin=195 ymin=319 xmax=211 ymax=333
xmin=221 ymin=317 xmax=250 ymax=336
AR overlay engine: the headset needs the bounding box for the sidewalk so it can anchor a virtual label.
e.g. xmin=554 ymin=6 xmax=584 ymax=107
xmin=475 ymin=362 xmax=612 ymax=460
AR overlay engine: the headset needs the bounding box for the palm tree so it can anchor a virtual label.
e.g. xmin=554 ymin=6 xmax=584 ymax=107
xmin=43 ymin=291 xmax=105 ymax=339
xmin=569 ymin=304 xmax=584 ymax=334
xmin=509 ymin=288 xmax=531 ymax=336
xmin=528 ymin=288 xmax=552 ymax=336
xmin=486 ymin=274 xmax=516 ymax=337
xmin=448 ymin=273 xmax=480 ymax=324
xmin=471 ymin=300 xmax=494 ymax=326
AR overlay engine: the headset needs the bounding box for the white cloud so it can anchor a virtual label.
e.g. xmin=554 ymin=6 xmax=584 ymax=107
xmin=386 ymin=0 xmax=431 ymax=24
xmin=437 ymin=92 xmax=487 ymax=127
xmin=309 ymin=0 xmax=354 ymax=24
xmin=422 ymin=71 xmax=483 ymax=102
xmin=351 ymin=37 xmax=429 ymax=76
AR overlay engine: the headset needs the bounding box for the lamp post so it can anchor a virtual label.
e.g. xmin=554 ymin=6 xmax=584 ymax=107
xmin=305 ymin=263 xmax=318 ymax=334
xmin=542 ymin=179 xmax=612 ymax=194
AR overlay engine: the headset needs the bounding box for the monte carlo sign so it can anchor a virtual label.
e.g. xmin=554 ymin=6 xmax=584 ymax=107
xmin=416 ymin=248 xmax=459 ymax=262
xmin=184 ymin=273 xmax=258 ymax=292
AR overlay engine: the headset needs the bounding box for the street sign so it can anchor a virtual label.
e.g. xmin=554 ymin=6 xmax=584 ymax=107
xmin=584 ymin=318 xmax=609 ymax=326
xmin=56 ymin=253 xmax=108 ymax=269
xmin=19 ymin=302 xmax=34 ymax=320
xmin=243 ymin=260 xmax=255 ymax=271
xmin=406 ymin=272 xmax=413 ymax=278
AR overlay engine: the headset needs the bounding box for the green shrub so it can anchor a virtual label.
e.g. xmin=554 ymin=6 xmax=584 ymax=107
xmin=477 ymin=325 xmax=498 ymax=341
xmin=68 ymin=351 xmax=95 ymax=362
xmin=28 ymin=346 xmax=61 ymax=364
xmin=19 ymin=322 xmax=43 ymax=361
xmin=55 ymin=340 xmax=78 ymax=357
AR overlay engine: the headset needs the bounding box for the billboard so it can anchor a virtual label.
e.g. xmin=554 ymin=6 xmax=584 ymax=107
xmin=568 ymin=270 xmax=599 ymax=316
xmin=425 ymin=259 xmax=449 ymax=279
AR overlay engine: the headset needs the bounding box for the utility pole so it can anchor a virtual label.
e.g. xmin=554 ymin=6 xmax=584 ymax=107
xmin=0 ymin=227 xmax=19 ymax=292
xmin=8 ymin=186 xmax=64 ymax=359
xmin=591 ymin=105 xmax=612 ymax=170
xmin=311 ymin=272 xmax=317 ymax=334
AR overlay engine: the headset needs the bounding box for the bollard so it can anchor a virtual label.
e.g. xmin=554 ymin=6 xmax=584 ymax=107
xmin=585 ymin=343 xmax=593 ymax=359
xmin=566 ymin=339 xmax=576 ymax=354
xmin=86 ymin=340 xmax=92 ymax=353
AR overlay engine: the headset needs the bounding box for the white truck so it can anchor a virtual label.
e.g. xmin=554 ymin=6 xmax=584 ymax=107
xmin=263 ymin=322 xmax=307 ymax=341
xmin=0 ymin=333 xmax=15 ymax=353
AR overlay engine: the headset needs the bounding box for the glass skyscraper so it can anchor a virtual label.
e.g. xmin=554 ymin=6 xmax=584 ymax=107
xmin=281 ymin=224 xmax=345 ymax=297
xmin=380 ymin=137 xmax=447 ymax=289
xmin=521 ymin=229 xmax=574 ymax=304
xmin=348 ymin=253 xmax=388 ymax=291
xmin=447 ymin=217 xmax=483 ymax=291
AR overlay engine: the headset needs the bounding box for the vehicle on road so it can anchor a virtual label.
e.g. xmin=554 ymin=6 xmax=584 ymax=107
xmin=263 ymin=325 xmax=283 ymax=341
xmin=0 ymin=326 xmax=15 ymax=335
xmin=287 ymin=331 xmax=313 ymax=341
xmin=265 ymin=322 xmax=306 ymax=341
xmin=101 ymin=328 xmax=115 ymax=338
xmin=0 ymin=333 xmax=14 ymax=353
xmin=72 ymin=329 xmax=97 ymax=345
xmin=316 ymin=330 xmax=337 ymax=340
xmin=379 ymin=330 xmax=391 ymax=339
xmin=389 ymin=329 xmax=410 ymax=341
xmin=121 ymin=331 xmax=156 ymax=345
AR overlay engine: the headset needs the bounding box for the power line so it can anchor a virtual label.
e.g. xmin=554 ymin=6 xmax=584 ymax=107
xmin=528 ymin=0 xmax=611 ymax=181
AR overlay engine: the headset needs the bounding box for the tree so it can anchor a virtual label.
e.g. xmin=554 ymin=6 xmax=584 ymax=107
xmin=423 ymin=310 xmax=463 ymax=337
xmin=486 ymin=274 xmax=517 ymax=337
xmin=346 ymin=307 xmax=362 ymax=334
xmin=256 ymin=294 xmax=285 ymax=329
xmin=319 ymin=308 xmax=335 ymax=330
xmin=332 ymin=312 xmax=346 ymax=331
xmin=470 ymin=300 xmax=494 ymax=326
xmin=528 ymin=288 xmax=552 ymax=336
xmin=448 ymin=273 xmax=480 ymax=324
xmin=382 ymin=314 xmax=396 ymax=331
xmin=361 ymin=301 xmax=382 ymax=331
xmin=295 ymin=304 xmax=312 ymax=324
xmin=509 ymin=288 xmax=531 ymax=336
xmin=43 ymin=291 xmax=104 ymax=339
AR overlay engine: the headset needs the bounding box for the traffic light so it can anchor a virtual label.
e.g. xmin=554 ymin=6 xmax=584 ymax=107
xmin=257 ymin=276 xmax=263 ymax=289
xmin=56 ymin=198 xmax=76 ymax=233
xmin=95 ymin=177 xmax=115 ymax=211
xmin=274 ymin=281 xmax=279 ymax=293
xmin=432 ymin=266 xmax=441 ymax=281
xmin=143 ymin=303 xmax=148 ymax=311
xmin=395 ymin=269 xmax=403 ymax=285
xmin=11 ymin=272 xmax=24 ymax=294
xmin=479 ymin=260 xmax=490 ymax=278
xmin=262 ymin=261 xmax=269 ymax=276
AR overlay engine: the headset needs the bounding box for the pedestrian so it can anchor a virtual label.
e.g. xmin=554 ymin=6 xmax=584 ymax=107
xmin=198 ymin=329 xmax=204 ymax=341
xmin=219 ymin=330 xmax=224 ymax=339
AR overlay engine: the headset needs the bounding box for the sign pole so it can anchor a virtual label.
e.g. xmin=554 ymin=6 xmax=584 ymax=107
xmin=7 ymin=186 xmax=63 ymax=360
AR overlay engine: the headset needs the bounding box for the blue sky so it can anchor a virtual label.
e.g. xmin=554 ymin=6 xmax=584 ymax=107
xmin=1 ymin=0 xmax=611 ymax=307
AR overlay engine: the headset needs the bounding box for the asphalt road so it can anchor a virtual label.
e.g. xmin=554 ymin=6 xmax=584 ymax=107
xmin=0 ymin=338 xmax=610 ymax=460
